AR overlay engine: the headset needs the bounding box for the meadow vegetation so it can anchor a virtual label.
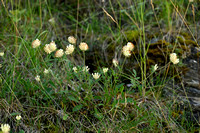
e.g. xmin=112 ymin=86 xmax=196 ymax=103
xmin=0 ymin=0 xmax=200 ymax=132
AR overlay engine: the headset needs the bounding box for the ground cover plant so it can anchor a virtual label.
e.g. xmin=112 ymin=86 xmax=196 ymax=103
xmin=0 ymin=0 xmax=200 ymax=132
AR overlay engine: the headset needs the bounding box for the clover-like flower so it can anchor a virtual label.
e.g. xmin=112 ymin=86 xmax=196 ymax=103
xmin=127 ymin=42 xmax=134 ymax=51
xmin=79 ymin=42 xmax=89 ymax=51
xmin=0 ymin=52 xmax=4 ymax=56
xmin=92 ymin=73 xmax=101 ymax=80
xmin=16 ymin=115 xmax=22 ymax=121
xmin=73 ymin=67 xmax=78 ymax=73
xmin=68 ymin=36 xmax=76 ymax=44
xmin=112 ymin=59 xmax=119 ymax=67
xmin=154 ymin=64 xmax=158 ymax=71
xmin=82 ymin=66 xmax=90 ymax=72
xmin=44 ymin=44 xmax=52 ymax=54
xmin=65 ymin=44 xmax=75 ymax=55
xmin=55 ymin=49 xmax=64 ymax=58
xmin=32 ymin=39 xmax=41 ymax=48
xmin=170 ymin=53 xmax=179 ymax=64
xmin=35 ymin=75 xmax=40 ymax=82
xmin=49 ymin=41 xmax=57 ymax=52
xmin=1 ymin=124 xmax=10 ymax=133
xmin=103 ymin=68 xmax=108 ymax=74
xmin=122 ymin=45 xmax=131 ymax=57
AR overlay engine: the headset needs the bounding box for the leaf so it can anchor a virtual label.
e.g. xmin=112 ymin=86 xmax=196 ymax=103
xmin=72 ymin=104 xmax=83 ymax=112
xmin=62 ymin=114 xmax=69 ymax=120
xmin=68 ymin=96 xmax=79 ymax=102
xmin=19 ymin=130 xmax=25 ymax=133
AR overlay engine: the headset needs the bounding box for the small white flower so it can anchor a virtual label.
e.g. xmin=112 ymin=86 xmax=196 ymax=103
xmin=92 ymin=73 xmax=101 ymax=79
xmin=44 ymin=69 xmax=49 ymax=74
xmin=79 ymin=42 xmax=89 ymax=51
xmin=49 ymin=41 xmax=57 ymax=52
xmin=153 ymin=64 xmax=158 ymax=71
xmin=0 ymin=52 xmax=4 ymax=56
xmin=73 ymin=67 xmax=77 ymax=73
xmin=103 ymin=68 xmax=108 ymax=73
xmin=44 ymin=44 xmax=52 ymax=54
xmin=1 ymin=124 xmax=10 ymax=133
xmin=170 ymin=53 xmax=179 ymax=64
xmin=32 ymin=39 xmax=41 ymax=48
xmin=126 ymin=42 xmax=134 ymax=51
xmin=55 ymin=49 xmax=64 ymax=58
xmin=65 ymin=44 xmax=75 ymax=55
xmin=35 ymin=75 xmax=40 ymax=82
xmin=82 ymin=66 xmax=90 ymax=72
xmin=16 ymin=115 xmax=22 ymax=121
xmin=68 ymin=36 xmax=76 ymax=44
xmin=112 ymin=59 xmax=118 ymax=67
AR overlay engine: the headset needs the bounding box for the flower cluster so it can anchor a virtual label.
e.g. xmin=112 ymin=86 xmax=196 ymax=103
xmin=122 ymin=42 xmax=134 ymax=57
xmin=32 ymin=39 xmax=41 ymax=48
xmin=65 ymin=44 xmax=75 ymax=55
xmin=92 ymin=73 xmax=101 ymax=80
xmin=170 ymin=53 xmax=179 ymax=64
xmin=1 ymin=124 xmax=10 ymax=133
xmin=79 ymin=42 xmax=89 ymax=51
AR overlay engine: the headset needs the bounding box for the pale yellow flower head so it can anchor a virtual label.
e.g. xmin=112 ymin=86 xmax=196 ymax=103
xmin=65 ymin=44 xmax=75 ymax=55
xmin=16 ymin=115 xmax=22 ymax=120
xmin=127 ymin=42 xmax=134 ymax=51
xmin=189 ymin=0 xmax=193 ymax=2
xmin=122 ymin=45 xmax=131 ymax=57
xmin=73 ymin=67 xmax=78 ymax=73
xmin=35 ymin=75 xmax=40 ymax=82
xmin=92 ymin=73 xmax=101 ymax=80
xmin=1 ymin=124 xmax=10 ymax=133
xmin=44 ymin=69 xmax=49 ymax=74
xmin=154 ymin=64 xmax=158 ymax=71
xmin=44 ymin=44 xmax=52 ymax=54
xmin=49 ymin=41 xmax=57 ymax=52
xmin=103 ymin=68 xmax=108 ymax=74
xmin=0 ymin=64 xmax=2 ymax=68
xmin=83 ymin=66 xmax=90 ymax=72
xmin=55 ymin=49 xmax=64 ymax=58
xmin=112 ymin=59 xmax=118 ymax=67
xmin=0 ymin=52 xmax=4 ymax=56
xmin=68 ymin=36 xmax=76 ymax=44
xmin=170 ymin=53 xmax=179 ymax=64
xmin=32 ymin=39 xmax=41 ymax=48
xmin=79 ymin=42 xmax=89 ymax=51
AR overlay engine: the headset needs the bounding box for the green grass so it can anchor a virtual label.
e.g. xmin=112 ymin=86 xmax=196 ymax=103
xmin=0 ymin=0 xmax=200 ymax=132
